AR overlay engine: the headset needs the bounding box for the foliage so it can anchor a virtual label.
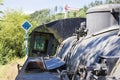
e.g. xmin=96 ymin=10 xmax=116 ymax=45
xmin=106 ymin=0 xmax=120 ymax=4
xmin=88 ymin=0 xmax=120 ymax=8
xmin=88 ymin=1 xmax=103 ymax=7
xmin=0 ymin=0 xmax=3 ymax=2
xmin=30 ymin=8 xmax=87 ymax=26
xmin=30 ymin=9 xmax=51 ymax=26
xmin=31 ymin=0 xmax=120 ymax=25
xmin=0 ymin=9 xmax=37 ymax=65
xmin=0 ymin=0 xmax=3 ymax=14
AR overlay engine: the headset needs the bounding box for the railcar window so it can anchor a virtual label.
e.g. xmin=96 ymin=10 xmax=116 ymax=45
xmin=112 ymin=12 xmax=120 ymax=25
xmin=34 ymin=36 xmax=46 ymax=51
xmin=119 ymin=12 xmax=120 ymax=25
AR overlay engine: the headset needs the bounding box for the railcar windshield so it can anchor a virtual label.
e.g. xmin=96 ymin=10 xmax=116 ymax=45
xmin=34 ymin=36 xmax=46 ymax=51
xmin=29 ymin=32 xmax=59 ymax=57
xmin=32 ymin=32 xmax=49 ymax=54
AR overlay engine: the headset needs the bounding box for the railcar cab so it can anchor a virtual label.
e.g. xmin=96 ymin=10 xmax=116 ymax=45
xmin=29 ymin=31 xmax=59 ymax=57
xmin=16 ymin=32 xmax=67 ymax=80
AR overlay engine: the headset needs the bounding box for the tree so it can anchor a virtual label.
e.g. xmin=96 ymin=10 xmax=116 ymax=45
xmin=54 ymin=6 xmax=58 ymax=13
xmin=106 ymin=0 xmax=113 ymax=3
xmin=0 ymin=9 xmax=37 ymax=65
xmin=89 ymin=1 xmax=103 ymax=7
xmin=0 ymin=0 xmax=3 ymax=14
xmin=106 ymin=0 xmax=120 ymax=3
xmin=30 ymin=9 xmax=51 ymax=25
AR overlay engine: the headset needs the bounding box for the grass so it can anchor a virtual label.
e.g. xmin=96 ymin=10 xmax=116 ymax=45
xmin=0 ymin=57 xmax=26 ymax=80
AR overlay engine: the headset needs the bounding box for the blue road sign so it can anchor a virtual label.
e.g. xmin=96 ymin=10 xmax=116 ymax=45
xmin=22 ymin=20 xmax=32 ymax=31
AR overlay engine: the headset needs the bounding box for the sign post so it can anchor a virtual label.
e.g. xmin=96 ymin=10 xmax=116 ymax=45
xmin=22 ymin=20 xmax=32 ymax=58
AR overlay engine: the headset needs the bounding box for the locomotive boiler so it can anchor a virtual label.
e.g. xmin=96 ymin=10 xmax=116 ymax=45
xmin=16 ymin=4 xmax=120 ymax=80
xmin=56 ymin=4 xmax=120 ymax=80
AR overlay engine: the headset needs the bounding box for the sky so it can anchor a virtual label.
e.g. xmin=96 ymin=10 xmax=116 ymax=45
xmin=1 ymin=0 xmax=105 ymax=14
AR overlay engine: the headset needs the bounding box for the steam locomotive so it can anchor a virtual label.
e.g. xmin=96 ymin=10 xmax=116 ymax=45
xmin=16 ymin=4 xmax=120 ymax=80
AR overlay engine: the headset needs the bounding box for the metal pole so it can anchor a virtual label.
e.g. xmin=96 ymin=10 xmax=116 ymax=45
xmin=25 ymin=30 xmax=28 ymax=58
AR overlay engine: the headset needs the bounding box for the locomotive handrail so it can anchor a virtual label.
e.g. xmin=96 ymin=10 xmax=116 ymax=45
xmin=99 ymin=55 xmax=120 ymax=59
xmin=86 ymin=26 xmax=120 ymax=39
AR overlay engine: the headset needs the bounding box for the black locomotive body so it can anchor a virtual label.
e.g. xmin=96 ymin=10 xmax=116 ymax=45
xmin=56 ymin=4 xmax=120 ymax=80
xmin=16 ymin=4 xmax=120 ymax=80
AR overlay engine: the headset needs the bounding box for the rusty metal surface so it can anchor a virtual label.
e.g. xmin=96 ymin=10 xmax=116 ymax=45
xmin=15 ymin=57 xmax=67 ymax=80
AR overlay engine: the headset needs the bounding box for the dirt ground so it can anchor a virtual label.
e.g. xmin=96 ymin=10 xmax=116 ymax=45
xmin=0 ymin=58 xmax=25 ymax=80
